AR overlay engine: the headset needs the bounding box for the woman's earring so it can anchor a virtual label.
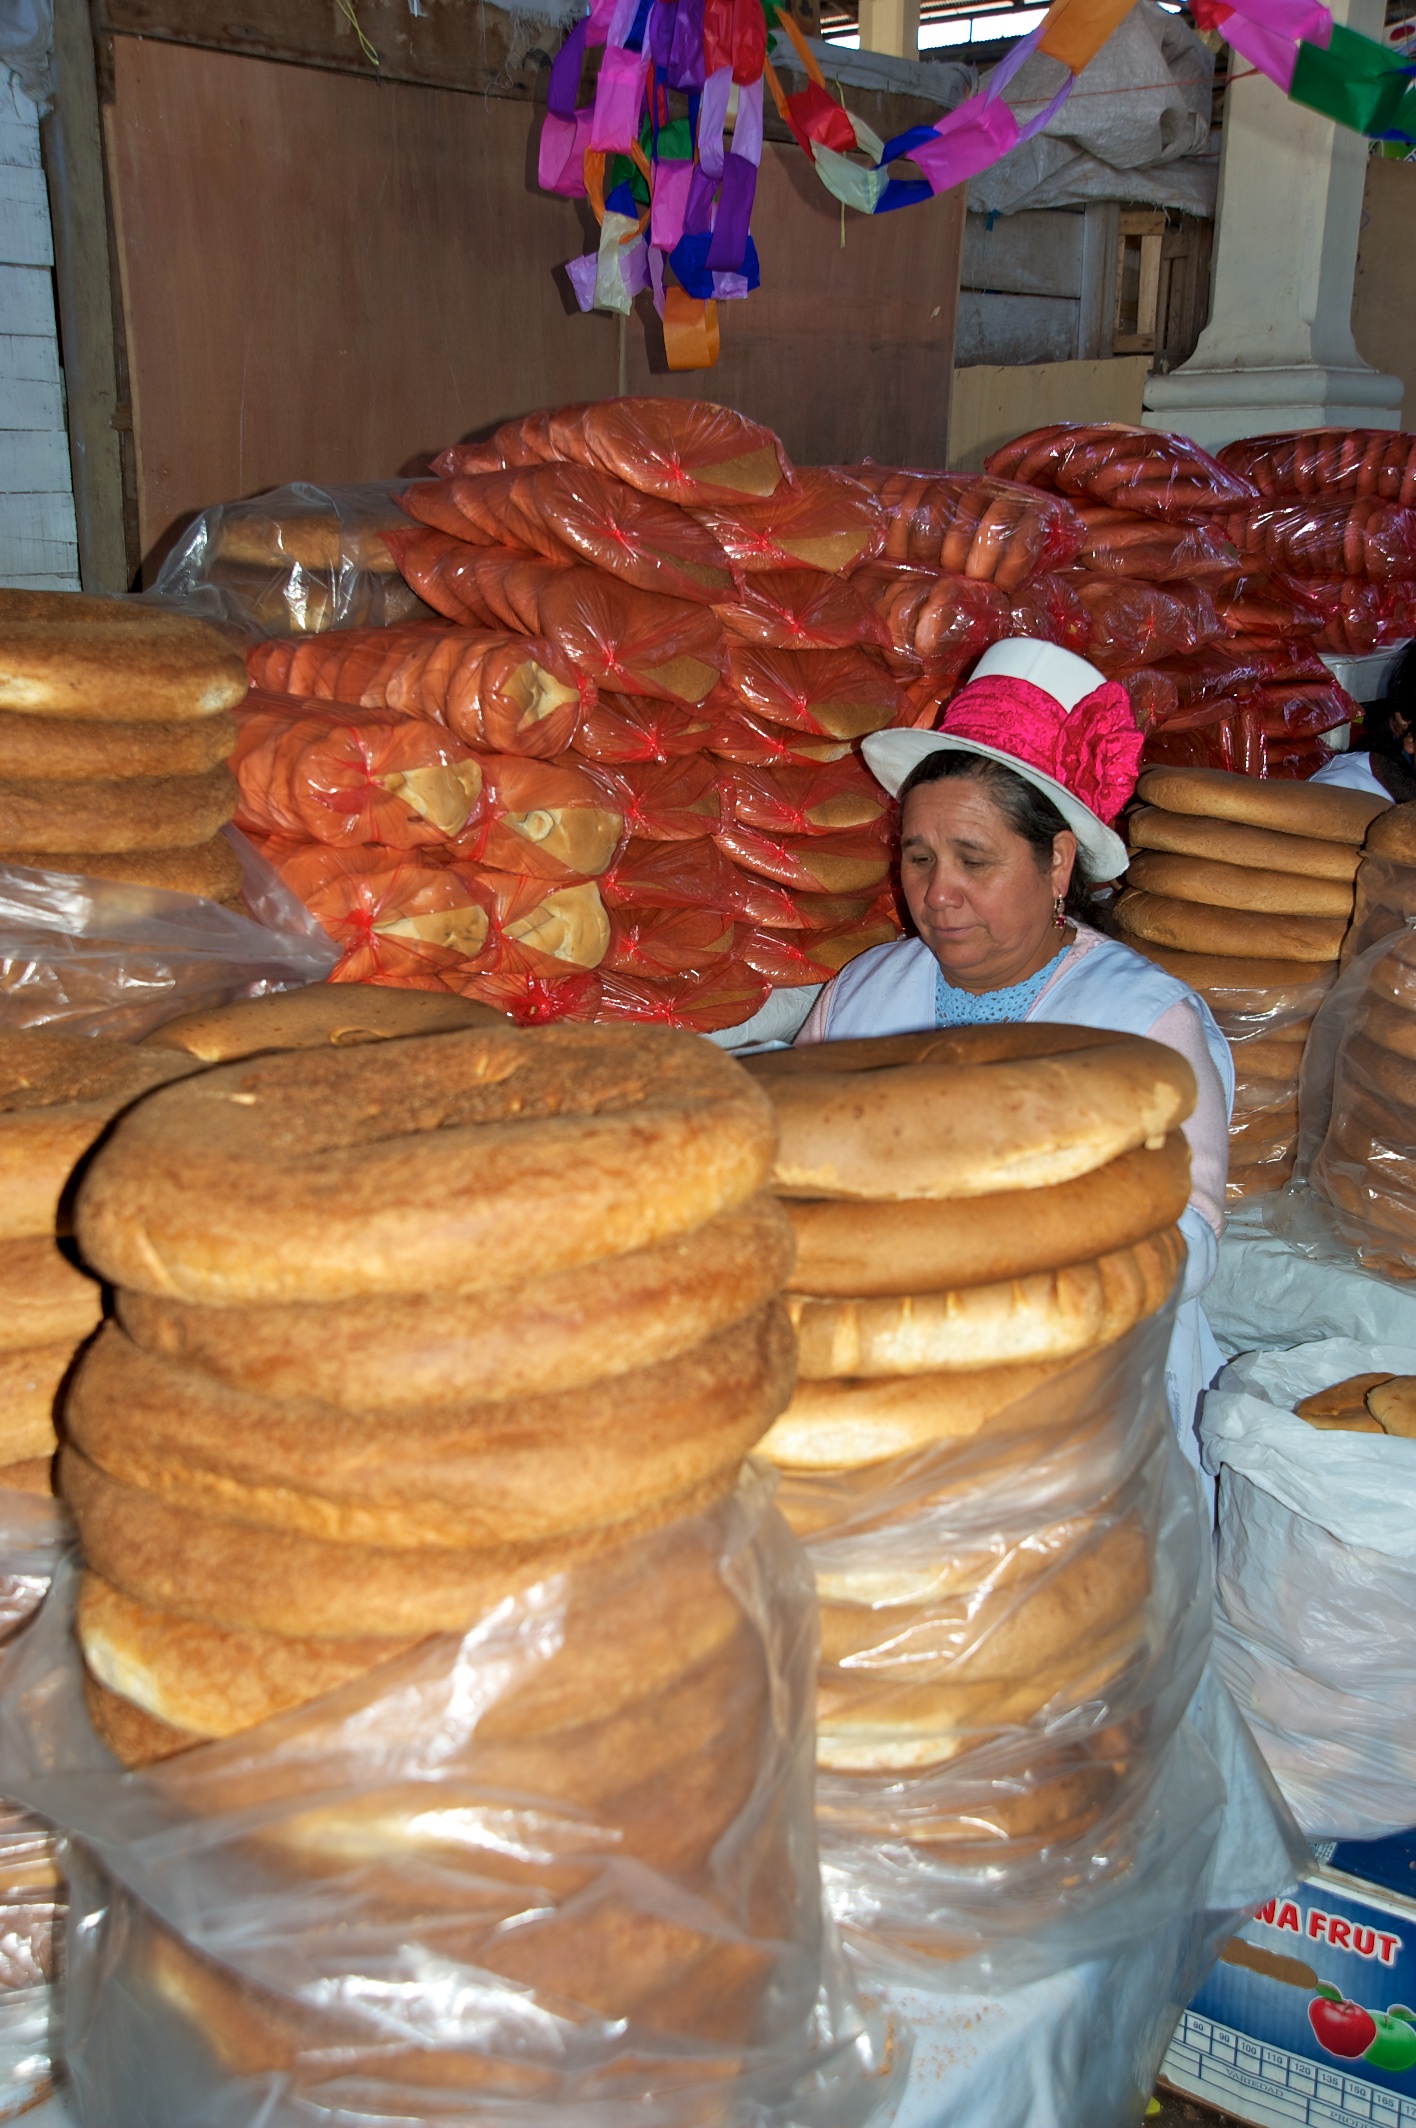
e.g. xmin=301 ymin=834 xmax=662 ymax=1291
xmin=1053 ymin=894 xmax=1066 ymax=932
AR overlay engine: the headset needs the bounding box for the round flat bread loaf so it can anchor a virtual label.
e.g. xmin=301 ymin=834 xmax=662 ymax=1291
xmin=1231 ymin=1033 xmax=1308 ymax=1084
xmin=0 ymin=1456 xmax=55 ymax=1497
xmin=1123 ymin=939 xmax=1334 ymax=999
xmin=1136 ymin=765 xmax=1387 ymax=845
xmin=0 ymin=763 xmax=238 ymax=854
xmin=1342 ymin=1030 xmax=1416 ymax=1113
xmin=1116 ymin=888 xmax=1347 ymax=963
xmin=0 ymin=611 xmax=248 ymax=722
xmin=1364 ymin=998 xmax=1416 ymax=1064
xmin=1227 ymin=1150 xmax=1294 ymax=1201
xmin=1366 ymin=801 xmax=1416 ymax=863
xmin=784 ymin=1134 xmax=1188 ymax=1297
xmin=117 ymin=1194 xmax=794 ymax=1408
xmin=0 ymin=1235 xmax=101 ymax=1351
xmin=142 ymin=984 xmax=505 ymax=1061
xmin=76 ymin=1024 xmax=777 ymax=1304
xmin=789 ymin=1224 xmax=1183 ymax=1378
xmin=0 ymin=1034 xmax=198 ymax=1241
xmin=748 ymin=1026 xmax=1194 ymax=1202
xmin=1365 ymin=1376 xmax=1416 ymax=1437
xmin=0 ymin=708 xmax=237 ymax=782
xmin=0 ymin=1341 xmax=71 ymax=1460
xmin=1128 ymin=806 xmax=1360 ymax=882
xmin=1125 ymin=849 xmax=1353 ymax=921
xmin=759 ymin=1356 xmax=1078 ymax=1469
xmin=68 ymin=1305 xmax=793 ymax=1548
xmin=1 ymin=835 xmax=244 ymax=901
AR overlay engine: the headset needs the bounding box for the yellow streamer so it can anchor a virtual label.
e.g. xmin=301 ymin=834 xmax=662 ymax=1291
xmin=1037 ymin=0 xmax=1135 ymax=74
xmin=334 ymin=0 xmax=380 ymax=67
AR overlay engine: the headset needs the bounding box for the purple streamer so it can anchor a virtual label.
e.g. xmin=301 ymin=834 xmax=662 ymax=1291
xmin=705 ymin=151 xmax=757 ymax=271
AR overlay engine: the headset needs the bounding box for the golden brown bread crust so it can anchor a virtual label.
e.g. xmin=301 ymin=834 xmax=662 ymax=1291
xmin=0 ymin=708 xmax=237 ymax=781
xmin=1136 ymin=764 xmax=1387 ymax=844
xmin=1296 ymin=1372 xmax=1394 ymax=1429
xmin=784 ymin=1135 xmax=1188 ymax=1297
xmin=1125 ymin=848 xmax=1354 ymax=921
xmin=1366 ymin=1377 xmax=1416 ymax=1436
xmin=1128 ymin=805 xmax=1361 ymax=882
xmin=1232 ymin=1033 xmax=1308 ymax=1082
xmin=69 ymin=1304 xmax=795 ymax=1547
xmin=1342 ymin=1030 xmax=1416 ymax=1110
xmin=141 ymin=983 xmax=505 ymax=1060
xmin=759 ymin=1357 xmax=1080 ymax=1469
xmin=0 ymin=1235 xmax=102 ymax=1351
xmin=117 ymin=1194 xmax=795 ymax=1408
xmin=1364 ymin=998 xmax=1416 ymax=1062
xmin=76 ymin=1024 xmax=778 ymax=1303
xmin=1366 ymin=800 xmax=1416 ymax=863
xmin=0 ymin=1454 xmax=55 ymax=1496
xmin=212 ymin=510 xmax=401 ymax=574
xmin=1 ymin=835 xmax=244 ymax=900
xmin=84 ymin=1670 xmax=200 ymax=1764
xmin=1116 ymin=887 xmax=1347 ymax=963
xmin=0 ymin=612 xmax=248 ymax=722
xmin=0 ymin=1034 xmax=199 ymax=1241
xmin=1122 ymin=939 xmax=1334 ymax=996
xmin=748 ymin=1027 xmax=1194 ymax=1201
xmin=0 ymin=1341 xmax=72 ymax=1459
xmin=0 ymin=762 xmax=238 ymax=854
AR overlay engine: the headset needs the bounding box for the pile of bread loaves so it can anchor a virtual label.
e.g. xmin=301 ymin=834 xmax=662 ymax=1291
xmin=1345 ymin=799 xmax=1416 ymax=964
xmin=1119 ymin=764 xmax=1387 ymax=1199
xmin=1310 ymin=925 xmax=1416 ymax=1279
xmin=0 ymin=592 xmax=247 ymax=901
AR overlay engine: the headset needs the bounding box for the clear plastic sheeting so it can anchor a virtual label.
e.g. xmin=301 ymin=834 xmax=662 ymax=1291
xmin=776 ymin=1305 xmax=1217 ymax=1995
xmin=1345 ymin=851 xmax=1416 ymax=965
xmin=1206 ymin=967 xmax=1334 ymax=1205
xmin=1203 ymin=1337 xmax=1416 ymax=1840
xmin=1206 ymin=1200 xmax=1416 ymax=1358
xmin=0 ymin=1472 xmax=905 ymax=2128
xmin=0 ymin=830 xmax=336 ymax=1038
xmin=149 ymin=485 xmax=436 ymax=641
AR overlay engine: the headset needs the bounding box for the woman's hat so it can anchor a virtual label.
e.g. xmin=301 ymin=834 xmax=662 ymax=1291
xmin=862 ymin=640 xmax=1141 ymax=881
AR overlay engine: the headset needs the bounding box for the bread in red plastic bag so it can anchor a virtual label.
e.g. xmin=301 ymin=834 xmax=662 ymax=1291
xmin=594 ymin=963 xmax=772 ymax=1032
xmin=694 ymin=470 xmax=884 ymax=576
xmin=735 ymin=915 xmax=899 ymax=985
xmin=1069 ymin=574 xmax=1222 ymax=669
xmin=985 ymin=424 xmax=1259 ymax=517
xmin=1141 ymin=700 xmax=1246 ymax=776
xmin=844 ymin=466 xmax=1084 ymax=588
xmin=713 ymin=569 xmax=887 ymax=650
xmin=261 ymin=839 xmax=502 ymax=982
xmin=1217 ymin=429 xmax=1416 ymax=505
xmin=1071 ymin=503 xmax=1244 ymax=587
xmin=727 ymin=757 xmax=887 ymax=836
xmin=434 ymin=407 xmax=588 ymax=478
xmin=1150 ymin=647 xmax=1273 ymax=706
xmin=381 ymin=527 xmax=499 ymax=626
xmin=232 ymin=698 xmax=485 ymax=849
xmin=1310 ymin=578 xmax=1416 ymax=656
xmin=450 ymin=756 xmax=624 ymax=880
xmin=722 ymin=644 xmax=904 ymax=739
xmin=1222 ymin=498 xmax=1416 ymax=581
xmin=583 ymin=755 xmax=721 ymax=839
xmin=575 ymin=398 xmax=794 ymax=505
xmin=569 ymin=692 xmax=719 ymax=763
xmin=459 ymin=549 xmax=571 ymax=635
xmin=713 ymin=819 xmax=891 ymax=894
xmin=535 ymin=569 xmax=728 ymax=705
xmin=604 ymin=904 xmax=735 ymax=976
xmin=704 ymin=706 xmax=856 ymax=765
xmin=600 ymin=835 xmax=803 ymax=926
xmin=853 ymin=563 xmax=1011 ymax=671
xmin=461 ymin=958 xmax=602 ymax=1024
xmin=1248 ymin=679 xmax=1357 ymax=742
xmin=1113 ymin=666 xmax=1180 ymax=731
xmin=1009 ymin=571 xmax=1090 ymax=653
xmin=1215 ymin=572 xmax=1336 ymax=638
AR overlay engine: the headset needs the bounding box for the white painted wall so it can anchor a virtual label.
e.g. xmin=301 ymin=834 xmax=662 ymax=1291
xmin=0 ymin=70 xmax=79 ymax=590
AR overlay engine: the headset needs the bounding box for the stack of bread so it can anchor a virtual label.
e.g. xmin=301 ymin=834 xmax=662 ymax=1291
xmin=1311 ymin=926 xmax=1416 ymax=1279
xmin=0 ymin=592 xmax=248 ymax=904
xmin=1345 ymin=800 xmax=1416 ymax=965
xmin=1118 ymin=765 xmax=1387 ymax=1200
xmin=743 ymin=1026 xmax=1209 ymax=1969
xmin=41 ymin=1018 xmax=854 ymax=2113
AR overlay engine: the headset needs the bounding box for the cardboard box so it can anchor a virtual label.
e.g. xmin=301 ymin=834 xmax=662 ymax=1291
xmin=1161 ymin=1831 xmax=1416 ymax=2126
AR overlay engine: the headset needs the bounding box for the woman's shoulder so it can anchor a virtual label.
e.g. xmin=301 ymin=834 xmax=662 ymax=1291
xmin=810 ymin=935 xmax=935 ymax=1042
xmin=1044 ymin=925 xmax=1210 ymax=1026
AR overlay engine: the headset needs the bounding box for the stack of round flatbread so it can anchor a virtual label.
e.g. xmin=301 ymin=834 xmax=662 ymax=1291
xmin=0 ymin=590 xmax=247 ymax=902
xmin=1119 ymin=764 xmax=1384 ymax=1200
xmin=1345 ymin=800 xmax=1416 ymax=964
xmin=745 ymin=1025 xmax=1193 ymax=1865
xmin=1311 ymin=927 xmax=1416 ymax=1278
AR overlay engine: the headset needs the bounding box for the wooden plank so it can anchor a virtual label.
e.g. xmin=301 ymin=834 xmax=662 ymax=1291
xmin=0 ymin=163 xmax=52 ymax=269
xmin=961 ymin=210 xmax=1084 ymax=301
xmin=0 ymin=78 xmax=43 ymax=168
xmin=947 ymin=355 xmax=1151 ymax=472
xmin=0 ymin=367 xmax=64 ymax=430
xmin=0 ymin=264 xmax=55 ymax=336
xmin=0 ymin=428 xmax=72 ymax=489
xmin=0 ymin=334 xmax=61 ymax=386
xmin=955 ymin=289 xmax=1078 ymax=367
xmin=0 ymin=531 xmax=80 ymax=577
xmin=0 ymin=572 xmax=84 ymax=589
xmin=0 ymin=490 xmax=79 ymax=543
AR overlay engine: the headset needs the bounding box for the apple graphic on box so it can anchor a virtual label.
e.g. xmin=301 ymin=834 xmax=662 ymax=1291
xmin=1363 ymin=2006 xmax=1416 ymax=2075
xmin=1309 ymin=1985 xmax=1378 ymax=2058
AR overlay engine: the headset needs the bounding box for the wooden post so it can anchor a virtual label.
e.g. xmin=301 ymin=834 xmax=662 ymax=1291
xmin=857 ymin=0 xmax=919 ymax=61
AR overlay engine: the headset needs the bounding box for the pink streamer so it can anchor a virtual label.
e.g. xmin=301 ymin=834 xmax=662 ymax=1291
xmin=905 ymin=94 xmax=1019 ymax=196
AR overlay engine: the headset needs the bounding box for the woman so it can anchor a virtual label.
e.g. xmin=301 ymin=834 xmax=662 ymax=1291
xmin=1309 ymin=641 xmax=1416 ymax=804
xmin=796 ymin=639 xmax=1233 ymax=1483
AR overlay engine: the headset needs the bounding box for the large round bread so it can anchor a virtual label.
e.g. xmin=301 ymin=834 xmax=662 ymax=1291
xmin=0 ymin=1236 xmax=101 ymax=1351
xmin=1136 ymin=765 xmax=1387 ymax=845
xmin=142 ymin=984 xmax=506 ymax=1061
xmin=789 ymin=1225 xmax=1183 ymax=1378
xmin=0 ymin=612 xmax=248 ymax=722
xmin=0 ymin=1341 xmax=71 ymax=1460
xmin=760 ymin=1354 xmax=1087 ymax=1469
xmin=1128 ymin=805 xmax=1360 ymax=882
xmin=1363 ymin=997 xmax=1416 ymax=1062
xmin=1125 ymin=849 xmax=1354 ymax=921
xmin=1341 ymin=1030 xmax=1416 ymax=1113
xmin=67 ymin=1305 xmax=794 ymax=1548
xmin=0 ymin=709 xmax=237 ymax=781
xmin=784 ymin=1134 xmax=1188 ymax=1297
xmin=117 ymin=1194 xmax=794 ymax=1408
xmin=0 ymin=1035 xmax=199 ymax=1241
xmin=747 ymin=1027 xmax=1194 ymax=1201
xmin=1 ymin=836 xmax=244 ymax=900
xmin=75 ymin=1024 xmax=778 ymax=1303
xmin=1366 ymin=801 xmax=1416 ymax=862
xmin=1231 ymin=1033 xmax=1308 ymax=1083
xmin=0 ymin=763 xmax=238 ymax=854
xmin=1123 ymin=939 xmax=1334 ymax=997
xmin=1116 ymin=888 xmax=1347 ymax=963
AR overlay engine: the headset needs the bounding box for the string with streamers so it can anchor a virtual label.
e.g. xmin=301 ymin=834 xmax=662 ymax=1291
xmin=538 ymin=0 xmax=1416 ymax=370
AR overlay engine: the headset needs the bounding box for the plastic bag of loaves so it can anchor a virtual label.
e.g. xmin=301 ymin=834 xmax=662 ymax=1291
xmin=1344 ymin=798 xmax=1416 ymax=965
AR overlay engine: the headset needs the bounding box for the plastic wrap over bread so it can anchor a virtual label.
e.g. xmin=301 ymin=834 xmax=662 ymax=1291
xmin=434 ymin=398 xmax=797 ymax=508
xmin=1069 ymin=575 xmax=1222 ymax=670
xmin=1071 ymin=504 xmax=1243 ymax=588
xmin=1311 ymin=577 xmax=1416 ymax=656
xmin=841 ymin=467 xmax=1084 ymax=589
xmin=1221 ymin=498 xmax=1416 ymax=582
xmin=1344 ymin=806 xmax=1416 ymax=965
xmin=0 ymin=1473 xmax=903 ymax=2128
xmin=984 ymin=425 xmax=1258 ymax=519
xmin=1303 ymin=926 xmax=1416 ymax=1279
xmin=853 ymin=564 xmax=1011 ymax=676
xmin=1217 ymin=429 xmax=1416 ymax=505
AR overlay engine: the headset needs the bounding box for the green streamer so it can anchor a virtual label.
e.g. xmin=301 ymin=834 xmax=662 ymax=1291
xmin=1289 ymin=22 xmax=1415 ymax=137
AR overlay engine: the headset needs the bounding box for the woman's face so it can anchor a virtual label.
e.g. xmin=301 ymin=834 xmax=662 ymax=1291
xmin=899 ymin=774 xmax=1077 ymax=993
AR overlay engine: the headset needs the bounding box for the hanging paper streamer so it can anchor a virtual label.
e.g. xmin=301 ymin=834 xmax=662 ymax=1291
xmin=539 ymin=0 xmax=1416 ymax=370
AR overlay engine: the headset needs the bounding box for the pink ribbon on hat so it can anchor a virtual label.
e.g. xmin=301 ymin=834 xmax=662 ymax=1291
xmin=939 ymin=674 xmax=1144 ymax=826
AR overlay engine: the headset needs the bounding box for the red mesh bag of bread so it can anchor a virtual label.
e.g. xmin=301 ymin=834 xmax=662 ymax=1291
xmin=1008 ymin=572 xmax=1090 ymax=652
xmin=1219 ymin=635 xmax=1336 ymax=683
xmin=713 ymin=570 xmax=887 ymax=650
xmin=1215 ymin=573 xmax=1336 ymax=638
xmin=727 ymin=757 xmax=887 ymax=836
xmin=734 ymin=915 xmax=899 ymax=985
xmin=248 ymin=625 xmax=450 ymax=703
xmin=583 ymin=755 xmax=721 ymax=839
xmin=694 ymin=470 xmax=883 ymax=575
xmin=1071 ymin=576 xmax=1222 ymax=668
xmin=1113 ymin=666 xmax=1180 ymax=731
xmin=594 ymin=964 xmax=772 ymax=1032
xmin=382 ymin=527 xmax=500 ymax=626
xmin=1222 ymin=499 xmax=1416 ymax=581
xmin=1140 ymin=700 xmax=1248 ymax=775
xmin=1071 ymin=504 xmax=1244 ymax=587
xmin=262 ymin=840 xmax=504 ymax=982
xmin=704 ymin=706 xmax=855 ymax=765
xmin=604 ymin=904 xmax=736 ymax=976
xmin=854 ymin=564 xmax=1011 ymax=671
xmin=1311 ymin=578 xmax=1416 ymax=655
xmin=434 ymin=405 xmax=594 ymax=478
xmin=232 ymin=699 xmax=486 ymax=849
xmin=458 ymin=549 xmax=570 ymax=635
xmin=400 ymin=473 xmax=545 ymax=551
xmin=574 ymin=398 xmax=794 ymax=505
xmin=844 ymin=467 xmax=1084 ymax=588
xmin=569 ymin=692 xmax=718 ymax=763
xmin=723 ymin=644 xmax=904 ymax=739
xmin=535 ymin=570 xmax=728 ymax=705
xmin=1217 ymin=429 xmax=1416 ymax=504
xmin=896 ymin=669 xmax=953 ymax=729
xmin=712 ymin=819 xmax=891 ymax=895
xmin=450 ymin=756 xmax=624 ymax=880
xmin=461 ymin=956 xmax=603 ymax=1024
xmin=1149 ymin=648 xmax=1275 ymax=706
xmin=1247 ymin=679 xmax=1357 ymax=742
xmin=600 ymin=835 xmax=802 ymax=926
xmin=985 ymin=424 xmax=1258 ymax=517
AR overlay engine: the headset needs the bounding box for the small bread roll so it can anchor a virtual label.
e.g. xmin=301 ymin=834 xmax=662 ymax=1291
xmin=1296 ymin=1372 xmax=1394 ymax=1428
xmin=1126 ymin=849 xmax=1354 ymax=921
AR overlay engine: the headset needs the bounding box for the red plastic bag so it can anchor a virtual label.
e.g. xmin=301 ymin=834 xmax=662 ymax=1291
xmin=536 ymin=569 xmax=728 ymax=705
xmin=438 ymin=400 xmax=794 ymax=507
xmin=593 ymin=963 xmax=772 ymax=1032
xmin=1150 ymin=647 xmax=1274 ymax=706
xmin=694 ymin=470 xmax=884 ymax=575
xmin=261 ymin=840 xmax=502 ymax=982
xmin=449 ymin=756 xmax=625 ymax=879
xmin=1217 ymin=429 xmax=1416 ymax=504
xmin=844 ymin=466 xmax=1084 ymax=587
xmin=231 ymin=698 xmax=486 ymax=849
xmin=985 ymin=424 xmax=1258 ymax=517
xmin=727 ymin=757 xmax=887 ymax=836
xmin=1310 ymin=578 xmax=1416 ymax=656
xmin=1141 ymin=700 xmax=1247 ymax=775
xmin=1071 ymin=503 xmax=1244 ymax=587
xmin=381 ymin=527 xmax=500 ymax=626
xmin=583 ymin=755 xmax=721 ymax=839
xmin=1070 ymin=575 xmax=1222 ymax=668
xmin=461 ymin=956 xmax=603 ymax=1024
xmin=458 ymin=549 xmax=572 ymax=635
xmin=600 ymin=836 xmax=802 ymax=926
xmin=1009 ymin=571 xmax=1090 ymax=652
xmin=604 ymin=904 xmax=735 ymax=976
xmin=1113 ymin=666 xmax=1180 ymax=731
xmin=712 ymin=819 xmax=891 ymax=894
xmin=853 ymin=564 xmax=1011 ymax=671
xmin=569 ymin=692 xmax=719 ymax=763
xmin=704 ymin=706 xmax=856 ymax=766
xmin=735 ymin=915 xmax=899 ymax=984
xmin=1247 ymin=679 xmax=1357 ymax=742
xmin=713 ymin=570 xmax=887 ymax=650
xmin=1221 ymin=499 xmax=1416 ymax=581
xmin=1214 ymin=573 xmax=1336 ymax=638
xmin=723 ymin=644 xmax=904 ymax=738
xmin=435 ymin=407 xmax=588 ymax=476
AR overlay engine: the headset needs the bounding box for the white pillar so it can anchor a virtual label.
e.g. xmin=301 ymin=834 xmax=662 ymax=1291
xmin=1143 ymin=0 xmax=1401 ymax=447
xmin=858 ymin=0 xmax=919 ymax=59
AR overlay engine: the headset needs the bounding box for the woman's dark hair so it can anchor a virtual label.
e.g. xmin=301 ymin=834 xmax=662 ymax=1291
xmin=1371 ymin=645 xmax=1416 ymax=801
xmin=897 ymin=748 xmax=1104 ymax=926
